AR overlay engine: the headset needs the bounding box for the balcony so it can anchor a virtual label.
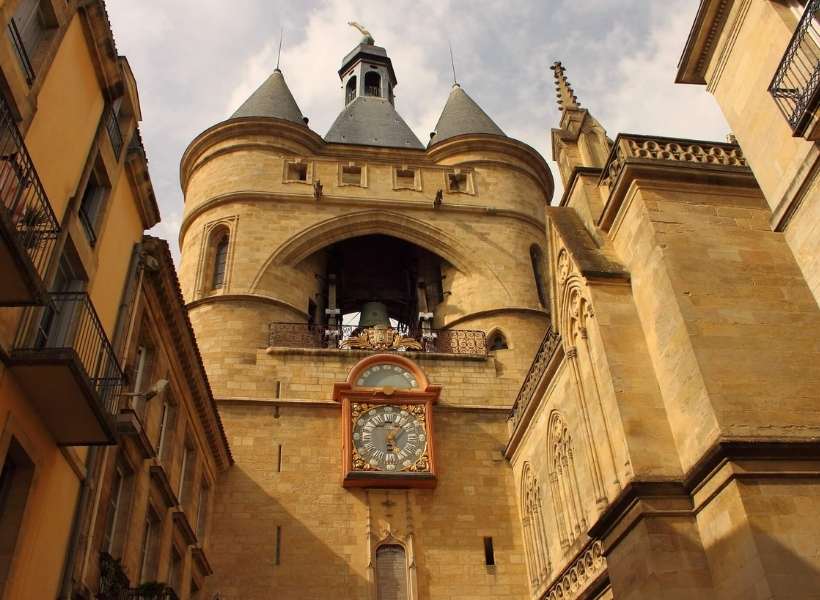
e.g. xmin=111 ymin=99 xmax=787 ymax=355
xmin=7 ymin=19 xmax=35 ymax=85
xmin=769 ymin=0 xmax=820 ymax=137
xmin=268 ymin=322 xmax=488 ymax=356
xmin=10 ymin=292 xmax=123 ymax=445
xmin=507 ymin=327 xmax=562 ymax=443
xmin=0 ymin=90 xmax=59 ymax=306
xmin=98 ymin=552 xmax=180 ymax=600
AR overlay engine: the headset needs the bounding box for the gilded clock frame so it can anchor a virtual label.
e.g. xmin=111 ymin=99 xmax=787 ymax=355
xmin=334 ymin=354 xmax=440 ymax=489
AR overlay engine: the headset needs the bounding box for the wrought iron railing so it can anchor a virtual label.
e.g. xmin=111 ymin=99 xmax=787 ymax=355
xmin=7 ymin=19 xmax=35 ymax=85
xmin=97 ymin=552 xmax=179 ymax=600
xmin=769 ymin=0 xmax=820 ymax=135
xmin=105 ymin=106 xmax=124 ymax=158
xmin=78 ymin=204 xmax=98 ymax=246
xmin=0 ymin=89 xmax=59 ymax=280
xmin=508 ymin=327 xmax=562 ymax=433
xmin=16 ymin=292 xmax=124 ymax=412
xmin=268 ymin=322 xmax=487 ymax=356
xmin=126 ymin=587 xmax=179 ymax=600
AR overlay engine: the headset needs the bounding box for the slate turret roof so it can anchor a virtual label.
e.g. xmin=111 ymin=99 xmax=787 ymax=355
xmin=230 ymin=68 xmax=306 ymax=124
xmin=428 ymin=84 xmax=505 ymax=146
xmin=324 ymin=96 xmax=424 ymax=149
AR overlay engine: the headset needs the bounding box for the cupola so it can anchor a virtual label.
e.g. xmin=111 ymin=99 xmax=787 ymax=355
xmin=428 ymin=83 xmax=505 ymax=146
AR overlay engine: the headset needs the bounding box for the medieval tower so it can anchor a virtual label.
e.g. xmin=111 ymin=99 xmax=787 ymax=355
xmin=178 ymin=28 xmax=552 ymax=599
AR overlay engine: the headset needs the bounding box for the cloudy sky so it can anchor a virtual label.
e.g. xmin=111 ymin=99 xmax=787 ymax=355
xmin=106 ymin=0 xmax=729 ymax=259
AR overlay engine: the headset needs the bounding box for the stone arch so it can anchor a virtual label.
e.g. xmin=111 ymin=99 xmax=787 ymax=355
xmin=195 ymin=218 xmax=237 ymax=299
xmin=557 ymin=275 xmax=592 ymax=350
xmin=251 ymin=210 xmax=477 ymax=292
xmin=486 ymin=327 xmax=509 ymax=351
xmin=546 ymin=410 xmax=587 ymax=548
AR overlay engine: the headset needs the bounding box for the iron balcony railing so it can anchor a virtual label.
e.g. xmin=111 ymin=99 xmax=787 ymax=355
xmin=7 ymin=19 xmax=34 ymax=85
xmin=98 ymin=552 xmax=179 ymax=600
xmin=769 ymin=0 xmax=820 ymax=135
xmin=508 ymin=327 xmax=562 ymax=433
xmin=16 ymin=292 xmax=124 ymax=412
xmin=105 ymin=105 xmax=124 ymax=158
xmin=268 ymin=322 xmax=488 ymax=356
xmin=0 ymin=88 xmax=59 ymax=280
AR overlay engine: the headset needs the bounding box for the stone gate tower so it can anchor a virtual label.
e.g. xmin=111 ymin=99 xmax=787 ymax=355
xmin=178 ymin=30 xmax=553 ymax=599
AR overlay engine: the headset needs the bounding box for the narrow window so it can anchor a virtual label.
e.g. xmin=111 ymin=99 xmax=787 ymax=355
xmin=395 ymin=168 xmax=416 ymax=189
xmin=483 ymin=537 xmax=495 ymax=566
xmin=286 ymin=161 xmax=308 ymax=182
xmin=102 ymin=464 xmax=125 ymax=554
xmin=275 ymin=525 xmax=282 ymax=566
xmin=487 ymin=331 xmax=508 ymax=351
xmin=168 ymin=547 xmax=182 ymax=594
xmin=138 ymin=509 xmax=160 ymax=583
xmin=190 ymin=580 xmax=201 ymax=600
xmin=0 ymin=439 xmax=35 ymax=596
xmin=530 ymin=245 xmax=548 ymax=308
xmin=277 ymin=444 xmax=283 ymax=473
xmin=341 ymin=164 xmax=363 ymax=186
xmin=364 ymin=71 xmax=381 ymax=97
xmin=156 ymin=398 xmax=175 ymax=464
xmin=212 ymin=235 xmax=228 ymax=289
xmin=345 ymin=75 xmax=357 ymax=104
xmin=78 ymin=159 xmax=111 ymax=245
xmin=7 ymin=0 xmax=56 ymax=84
xmin=196 ymin=480 xmax=210 ymax=541
xmin=178 ymin=441 xmax=196 ymax=506
xmin=375 ymin=545 xmax=407 ymax=600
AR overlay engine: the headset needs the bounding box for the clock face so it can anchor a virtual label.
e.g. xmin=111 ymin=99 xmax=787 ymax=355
xmin=352 ymin=405 xmax=427 ymax=471
xmin=355 ymin=363 xmax=418 ymax=389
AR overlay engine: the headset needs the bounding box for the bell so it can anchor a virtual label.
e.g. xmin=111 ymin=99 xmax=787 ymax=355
xmin=358 ymin=301 xmax=391 ymax=328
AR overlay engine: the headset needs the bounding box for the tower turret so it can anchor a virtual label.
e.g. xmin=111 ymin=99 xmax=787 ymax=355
xmin=230 ymin=68 xmax=307 ymax=124
xmin=325 ymin=31 xmax=423 ymax=148
xmin=428 ymin=83 xmax=505 ymax=146
xmin=550 ymin=60 xmax=611 ymax=186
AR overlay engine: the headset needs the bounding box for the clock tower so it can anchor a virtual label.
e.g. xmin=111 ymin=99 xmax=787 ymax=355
xmin=178 ymin=25 xmax=552 ymax=600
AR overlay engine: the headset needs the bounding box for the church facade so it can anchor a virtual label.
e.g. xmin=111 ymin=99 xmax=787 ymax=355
xmin=177 ymin=5 xmax=820 ymax=600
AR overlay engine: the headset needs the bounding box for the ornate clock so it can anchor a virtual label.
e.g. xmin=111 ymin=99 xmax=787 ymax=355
xmin=333 ymin=354 xmax=440 ymax=488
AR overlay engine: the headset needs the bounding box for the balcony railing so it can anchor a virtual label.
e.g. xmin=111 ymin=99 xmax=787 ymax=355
xmin=98 ymin=552 xmax=179 ymax=600
xmin=268 ymin=322 xmax=488 ymax=356
xmin=508 ymin=327 xmax=562 ymax=433
xmin=16 ymin=292 xmax=123 ymax=412
xmin=769 ymin=0 xmax=820 ymax=135
xmin=0 ymin=87 xmax=59 ymax=288
xmin=7 ymin=19 xmax=34 ymax=85
xmin=105 ymin=106 xmax=124 ymax=158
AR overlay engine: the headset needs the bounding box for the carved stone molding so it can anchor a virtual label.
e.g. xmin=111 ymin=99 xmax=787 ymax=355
xmin=544 ymin=540 xmax=606 ymax=600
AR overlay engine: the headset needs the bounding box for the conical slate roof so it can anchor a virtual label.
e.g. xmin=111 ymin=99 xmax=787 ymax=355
xmin=230 ymin=68 xmax=305 ymax=123
xmin=429 ymin=84 xmax=505 ymax=146
xmin=325 ymin=96 xmax=424 ymax=149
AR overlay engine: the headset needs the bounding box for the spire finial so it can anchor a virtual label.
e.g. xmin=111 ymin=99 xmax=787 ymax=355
xmin=348 ymin=21 xmax=374 ymax=45
xmin=448 ymin=40 xmax=458 ymax=86
xmin=550 ymin=60 xmax=580 ymax=112
xmin=275 ymin=27 xmax=283 ymax=71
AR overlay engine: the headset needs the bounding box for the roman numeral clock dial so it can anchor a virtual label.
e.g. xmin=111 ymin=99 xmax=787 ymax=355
xmin=334 ymin=356 xmax=439 ymax=489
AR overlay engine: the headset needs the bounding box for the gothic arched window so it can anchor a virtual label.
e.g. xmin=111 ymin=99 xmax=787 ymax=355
xmin=375 ymin=544 xmax=407 ymax=600
xmin=530 ymin=245 xmax=548 ymax=308
xmin=364 ymin=71 xmax=381 ymax=97
xmin=547 ymin=412 xmax=587 ymax=548
xmin=346 ymin=76 xmax=357 ymax=104
xmin=521 ymin=463 xmax=551 ymax=589
xmin=212 ymin=234 xmax=229 ymax=290
xmin=487 ymin=330 xmax=508 ymax=351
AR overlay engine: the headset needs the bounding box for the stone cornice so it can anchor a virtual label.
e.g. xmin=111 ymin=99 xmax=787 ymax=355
xmin=558 ymin=167 xmax=603 ymax=208
xmin=676 ymin=0 xmax=734 ymax=84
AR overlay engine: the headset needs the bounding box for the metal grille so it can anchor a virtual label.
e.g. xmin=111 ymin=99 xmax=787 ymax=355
xmin=0 ymin=90 xmax=59 ymax=281
xmin=7 ymin=18 xmax=35 ymax=85
xmin=268 ymin=322 xmax=487 ymax=356
xmin=16 ymin=292 xmax=124 ymax=414
xmin=769 ymin=0 xmax=820 ymax=134
xmin=508 ymin=327 xmax=562 ymax=433
xmin=105 ymin=105 xmax=124 ymax=158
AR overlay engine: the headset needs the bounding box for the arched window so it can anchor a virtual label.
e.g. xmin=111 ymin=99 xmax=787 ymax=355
xmin=375 ymin=544 xmax=407 ymax=600
xmin=346 ymin=76 xmax=357 ymax=104
xmin=548 ymin=412 xmax=587 ymax=548
xmin=212 ymin=235 xmax=229 ymax=289
xmin=530 ymin=245 xmax=548 ymax=308
xmin=487 ymin=330 xmax=508 ymax=351
xmin=364 ymin=71 xmax=381 ymax=97
xmin=521 ymin=463 xmax=551 ymax=589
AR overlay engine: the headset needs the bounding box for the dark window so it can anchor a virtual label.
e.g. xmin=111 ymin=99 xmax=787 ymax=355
xmin=364 ymin=71 xmax=381 ymax=97
xmin=341 ymin=164 xmax=362 ymax=185
xmin=395 ymin=168 xmax=416 ymax=189
xmin=488 ymin=331 xmax=508 ymax=351
xmin=196 ymin=480 xmax=209 ymax=540
xmin=168 ymin=547 xmax=182 ymax=594
xmin=286 ymin=161 xmax=308 ymax=182
xmin=7 ymin=0 xmax=56 ymax=84
xmin=530 ymin=245 xmax=548 ymax=308
xmin=138 ymin=509 xmax=160 ymax=583
xmin=275 ymin=525 xmax=282 ymax=565
xmin=0 ymin=439 xmax=34 ymax=595
xmin=375 ymin=544 xmax=407 ymax=600
xmin=483 ymin=537 xmax=495 ymax=566
xmin=346 ymin=76 xmax=357 ymax=104
xmin=212 ymin=235 xmax=228 ymax=289
xmin=78 ymin=160 xmax=110 ymax=246
xmin=447 ymin=172 xmax=469 ymax=193
xmin=102 ymin=463 xmax=130 ymax=555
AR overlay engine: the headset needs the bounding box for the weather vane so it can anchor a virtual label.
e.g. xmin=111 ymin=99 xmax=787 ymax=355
xmin=348 ymin=21 xmax=374 ymax=45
